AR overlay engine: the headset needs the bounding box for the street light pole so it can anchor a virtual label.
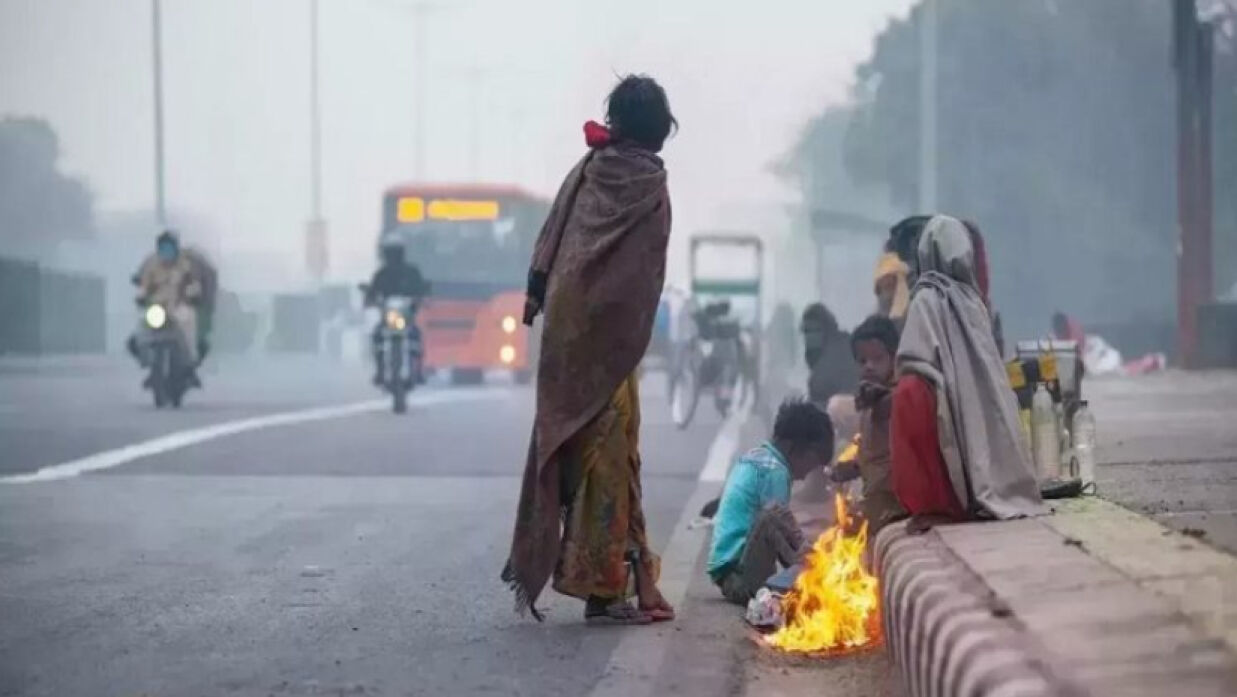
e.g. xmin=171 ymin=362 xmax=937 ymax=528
xmin=918 ymin=0 xmax=938 ymax=213
xmin=151 ymin=0 xmax=167 ymax=227
xmin=310 ymin=0 xmax=322 ymax=223
xmin=413 ymin=3 xmax=427 ymax=179
xmin=463 ymin=67 xmax=488 ymax=179
xmin=394 ymin=0 xmax=458 ymax=180
xmin=306 ymin=0 xmax=328 ymax=282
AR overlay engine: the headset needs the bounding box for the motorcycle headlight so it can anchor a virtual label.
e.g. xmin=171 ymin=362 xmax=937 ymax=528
xmin=145 ymin=304 xmax=167 ymax=329
xmin=385 ymin=309 xmax=407 ymax=331
xmin=501 ymin=315 xmax=518 ymax=334
xmin=499 ymin=344 xmax=516 ymax=365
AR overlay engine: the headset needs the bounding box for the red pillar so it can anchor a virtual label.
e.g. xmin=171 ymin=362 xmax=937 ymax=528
xmin=1174 ymin=0 xmax=1214 ymax=368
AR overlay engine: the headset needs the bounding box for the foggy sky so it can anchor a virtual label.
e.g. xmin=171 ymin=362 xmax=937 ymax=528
xmin=0 ymin=0 xmax=914 ymax=287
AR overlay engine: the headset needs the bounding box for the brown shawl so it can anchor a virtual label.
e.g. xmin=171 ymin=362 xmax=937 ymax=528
xmin=502 ymin=144 xmax=671 ymax=619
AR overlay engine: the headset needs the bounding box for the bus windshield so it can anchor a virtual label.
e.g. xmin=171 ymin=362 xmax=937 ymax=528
xmin=387 ymin=217 xmax=523 ymax=286
xmin=379 ymin=191 xmax=549 ymax=291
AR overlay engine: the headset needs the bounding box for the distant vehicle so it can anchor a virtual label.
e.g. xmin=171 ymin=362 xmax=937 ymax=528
xmin=668 ymin=235 xmax=764 ymax=428
xmin=360 ymin=284 xmax=424 ymax=414
xmin=134 ymin=302 xmax=195 ymax=409
xmin=644 ymin=285 xmax=688 ymax=372
xmin=377 ymin=184 xmax=550 ymax=384
xmin=670 ymin=299 xmax=750 ymax=428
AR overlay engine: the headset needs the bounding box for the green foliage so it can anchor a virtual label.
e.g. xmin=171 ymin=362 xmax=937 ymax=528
xmin=0 ymin=116 xmax=95 ymax=250
xmin=794 ymin=0 xmax=1237 ymax=339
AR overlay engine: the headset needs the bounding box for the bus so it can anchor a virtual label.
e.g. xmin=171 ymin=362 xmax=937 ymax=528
xmin=378 ymin=184 xmax=550 ymax=383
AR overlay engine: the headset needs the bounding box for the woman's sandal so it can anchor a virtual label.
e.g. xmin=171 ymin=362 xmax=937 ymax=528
xmin=584 ymin=598 xmax=653 ymax=626
xmin=638 ymin=601 xmax=675 ymax=623
xmin=627 ymin=550 xmax=676 ymax=623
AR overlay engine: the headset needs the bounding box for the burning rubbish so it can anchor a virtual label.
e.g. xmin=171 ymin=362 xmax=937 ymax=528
xmin=764 ymin=494 xmax=881 ymax=655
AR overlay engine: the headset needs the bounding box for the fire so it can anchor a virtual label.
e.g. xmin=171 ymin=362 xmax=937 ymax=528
xmin=766 ymin=494 xmax=881 ymax=654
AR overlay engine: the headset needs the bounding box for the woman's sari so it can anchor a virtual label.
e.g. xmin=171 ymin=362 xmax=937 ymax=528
xmin=502 ymin=131 xmax=671 ymax=619
xmin=554 ymin=374 xmax=659 ymax=600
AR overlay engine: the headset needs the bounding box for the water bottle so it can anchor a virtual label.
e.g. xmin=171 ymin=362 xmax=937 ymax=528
xmin=1031 ymin=384 xmax=1060 ymax=480
xmin=1055 ymin=403 xmax=1072 ymax=467
xmin=1072 ymin=401 xmax=1097 ymax=489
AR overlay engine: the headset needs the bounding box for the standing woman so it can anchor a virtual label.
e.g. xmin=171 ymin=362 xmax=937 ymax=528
xmin=502 ymin=75 xmax=677 ymax=625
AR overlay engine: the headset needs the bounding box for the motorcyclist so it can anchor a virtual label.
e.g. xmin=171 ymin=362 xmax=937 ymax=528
xmin=132 ymin=230 xmax=205 ymax=386
xmin=365 ymin=237 xmax=427 ymax=385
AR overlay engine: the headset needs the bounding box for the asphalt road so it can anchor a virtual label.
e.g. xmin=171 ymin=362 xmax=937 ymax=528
xmin=6 ymin=356 xmax=1230 ymax=697
xmin=0 ymin=356 xmax=734 ymax=697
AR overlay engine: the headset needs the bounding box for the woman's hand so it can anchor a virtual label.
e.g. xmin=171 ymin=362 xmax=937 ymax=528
xmin=523 ymin=270 xmax=548 ymax=326
xmin=522 ymin=295 xmax=542 ymax=326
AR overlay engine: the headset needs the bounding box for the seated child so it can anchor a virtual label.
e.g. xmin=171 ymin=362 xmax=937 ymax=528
xmin=707 ymin=398 xmax=835 ymax=604
xmin=835 ymin=314 xmax=907 ymax=535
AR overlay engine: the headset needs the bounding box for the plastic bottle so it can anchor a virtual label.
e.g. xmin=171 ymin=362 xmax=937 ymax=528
xmin=1031 ymin=384 xmax=1060 ymax=480
xmin=1072 ymin=401 xmax=1097 ymax=488
xmin=1055 ymin=402 xmax=1071 ymax=468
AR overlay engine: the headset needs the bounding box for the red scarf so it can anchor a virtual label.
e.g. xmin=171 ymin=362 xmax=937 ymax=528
xmin=583 ymin=120 xmax=611 ymax=149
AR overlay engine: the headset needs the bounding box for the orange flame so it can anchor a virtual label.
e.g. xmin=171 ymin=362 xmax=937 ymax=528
xmin=766 ymin=493 xmax=881 ymax=654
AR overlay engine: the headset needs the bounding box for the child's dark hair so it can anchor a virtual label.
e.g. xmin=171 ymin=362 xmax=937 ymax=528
xmin=606 ymin=75 xmax=677 ymax=152
xmin=851 ymin=314 xmax=900 ymax=359
xmin=772 ymin=397 xmax=834 ymax=451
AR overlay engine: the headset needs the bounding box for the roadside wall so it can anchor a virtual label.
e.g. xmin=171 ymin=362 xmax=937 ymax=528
xmin=0 ymin=256 xmax=106 ymax=355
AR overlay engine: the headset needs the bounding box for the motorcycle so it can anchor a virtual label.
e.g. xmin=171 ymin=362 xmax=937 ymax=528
xmin=668 ymin=299 xmax=753 ymax=429
xmin=134 ymin=301 xmax=195 ymax=409
xmin=361 ymin=284 xmax=424 ymax=414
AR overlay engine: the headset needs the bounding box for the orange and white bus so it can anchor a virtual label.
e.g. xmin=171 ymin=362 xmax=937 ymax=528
xmin=379 ymin=184 xmax=550 ymax=384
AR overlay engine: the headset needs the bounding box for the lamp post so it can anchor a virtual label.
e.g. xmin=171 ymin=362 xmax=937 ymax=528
xmin=306 ymin=0 xmax=328 ymax=282
xmin=151 ymin=0 xmax=167 ymax=227
xmin=918 ymin=0 xmax=938 ymax=213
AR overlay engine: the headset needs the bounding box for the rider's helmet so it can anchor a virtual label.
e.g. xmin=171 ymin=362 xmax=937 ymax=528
xmin=156 ymin=229 xmax=181 ymax=262
xmin=379 ymin=234 xmax=406 ymax=266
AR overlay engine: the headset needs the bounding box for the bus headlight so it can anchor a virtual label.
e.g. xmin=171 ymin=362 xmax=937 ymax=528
xmin=501 ymin=315 xmax=518 ymax=334
xmin=499 ymin=344 xmax=516 ymax=365
xmin=145 ymin=304 xmax=167 ymax=329
xmin=385 ymin=309 xmax=407 ymax=331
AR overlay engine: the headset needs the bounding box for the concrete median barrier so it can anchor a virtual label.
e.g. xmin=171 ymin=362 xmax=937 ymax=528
xmin=875 ymin=499 xmax=1237 ymax=697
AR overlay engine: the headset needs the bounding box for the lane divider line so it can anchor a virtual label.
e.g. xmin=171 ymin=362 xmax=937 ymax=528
xmin=1 ymin=388 xmax=504 ymax=484
xmin=697 ymin=394 xmax=753 ymax=483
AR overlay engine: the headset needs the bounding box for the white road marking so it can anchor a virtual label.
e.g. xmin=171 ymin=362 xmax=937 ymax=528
xmin=0 ymin=388 xmax=505 ymax=484
xmin=588 ymin=396 xmax=752 ymax=697
xmin=697 ymin=394 xmax=753 ymax=483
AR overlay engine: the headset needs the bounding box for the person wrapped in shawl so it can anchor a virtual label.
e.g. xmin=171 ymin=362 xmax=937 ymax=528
xmin=891 ymin=215 xmax=1044 ymax=523
xmin=502 ymin=75 xmax=677 ymax=626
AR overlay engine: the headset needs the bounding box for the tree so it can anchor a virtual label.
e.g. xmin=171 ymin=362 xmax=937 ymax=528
xmin=0 ymin=117 xmax=95 ymax=253
xmin=797 ymin=0 xmax=1237 ymax=343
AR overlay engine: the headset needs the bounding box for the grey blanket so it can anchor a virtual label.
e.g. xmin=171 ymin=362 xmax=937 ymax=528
xmin=896 ymin=216 xmax=1044 ymax=519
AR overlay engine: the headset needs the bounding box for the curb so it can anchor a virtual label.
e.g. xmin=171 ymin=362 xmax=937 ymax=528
xmin=875 ymin=500 xmax=1237 ymax=697
xmin=874 ymin=522 xmax=1069 ymax=697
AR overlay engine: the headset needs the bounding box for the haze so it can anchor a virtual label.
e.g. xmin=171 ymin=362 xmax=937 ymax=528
xmin=0 ymin=0 xmax=914 ymax=291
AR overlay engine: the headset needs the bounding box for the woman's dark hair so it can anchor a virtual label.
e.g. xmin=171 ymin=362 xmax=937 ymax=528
xmin=851 ymin=314 xmax=901 ymax=358
xmin=800 ymin=302 xmax=838 ymax=336
xmin=772 ymin=397 xmax=834 ymax=452
xmin=605 ymin=74 xmax=677 ymax=152
xmin=889 ymin=215 xmax=931 ymax=268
